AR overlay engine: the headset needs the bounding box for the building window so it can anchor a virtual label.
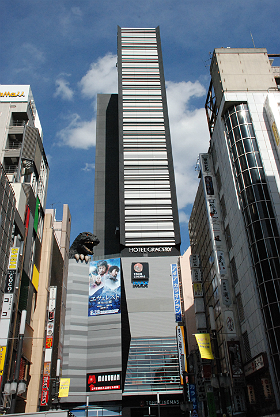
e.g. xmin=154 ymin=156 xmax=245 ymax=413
xmin=220 ymin=194 xmax=227 ymax=220
xmin=225 ymin=224 xmax=232 ymax=250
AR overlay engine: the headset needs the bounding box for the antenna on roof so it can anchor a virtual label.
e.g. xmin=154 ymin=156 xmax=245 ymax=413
xmin=250 ymin=32 xmax=256 ymax=48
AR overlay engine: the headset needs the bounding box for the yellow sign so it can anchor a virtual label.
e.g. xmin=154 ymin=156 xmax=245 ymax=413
xmin=0 ymin=346 xmax=7 ymax=374
xmin=195 ymin=333 xmax=214 ymax=359
xmin=0 ymin=92 xmax=25 ymax=98
xmin=58 ymin=378 xmax=70 ymax=397
xmin=8 ymin=248 xmax=19 ymax=270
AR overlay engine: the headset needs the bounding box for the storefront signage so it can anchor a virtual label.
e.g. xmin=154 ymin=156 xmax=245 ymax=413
xmin=0 ymin=86 xmax=29 ymax=102
xmin=87 ymin=372 xmax=121 ymax=391
xmin=244 ymin=352 xmax=267 ymax=377
xmin=8 ymin=247 xmax=19 ymax=270
xmin=200 ymin=154 xmax=212 ymax=174
xmin=221 ymin=279 xmax=231 ymax=306
xmin=177 ymin=326 xmax=187 ymax=384
xmin=191 ymin=268 xmax=202 ymax=282
xmin=131 ymin=262 xmax=149 ymax=282
xmin=171 ymin=264 xmax=182 ymax=322
xmin=40 ymin=286 xmax=57 ymax=407
xmin=227 ymin=341 xmax=243 ymax=378
xmin=190 ymin=254 xmax=200 ymax=268
xmin=4 ymin=270 xmax=16 ymax=294
xmin=195 ymin=334 xmax=214 ymax=360
xmin=217 ymin=251 xmax=227 ymax=276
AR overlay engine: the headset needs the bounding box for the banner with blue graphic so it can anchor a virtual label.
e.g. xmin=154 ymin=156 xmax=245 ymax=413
xmin=171 ymin=263 xmax=182 ymax=322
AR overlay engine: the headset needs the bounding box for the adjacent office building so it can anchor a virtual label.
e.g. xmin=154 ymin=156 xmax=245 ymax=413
xmin=0 ymin=86 xmax=70 ymax=412
xmin=61 ymin=27 xmax=185 ymax=417
xmin=188 ymin=49 xmax=280 ymax=416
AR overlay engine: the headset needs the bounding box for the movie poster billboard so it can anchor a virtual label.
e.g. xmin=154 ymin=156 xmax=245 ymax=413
xmin=88 ymin=258 xmax=121 ymax=317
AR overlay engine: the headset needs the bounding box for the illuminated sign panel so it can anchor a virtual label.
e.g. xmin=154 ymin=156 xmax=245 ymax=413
xmin=87 ymin=372 xmax=121 ymax=392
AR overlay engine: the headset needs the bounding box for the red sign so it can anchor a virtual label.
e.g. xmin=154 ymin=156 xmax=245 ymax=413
xmin=45 ymin=337 xmax=53 ymax=349
xmin=40 ymin=375 xmax=50 ymax=406
xmin=86 ymin=372 xmax=121 ymax=392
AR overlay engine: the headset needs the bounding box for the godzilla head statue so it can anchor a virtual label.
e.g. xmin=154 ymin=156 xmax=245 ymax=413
xmin=69 ymin=232 xmax=100 ymax=261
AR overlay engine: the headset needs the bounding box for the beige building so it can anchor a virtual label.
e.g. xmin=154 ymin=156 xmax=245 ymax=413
xmin=26 ymin=205 xmax=71 ymax=412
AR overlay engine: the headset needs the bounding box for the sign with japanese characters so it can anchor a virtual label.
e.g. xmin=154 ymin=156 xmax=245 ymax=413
xmin=221 ymin=279 xmax=232 ymax=306
xmin=171 ymin=264 xmax=182 ymax=322
xmin=87 ymin=372 xmax=121 ymax=392
xmin=58 ymin=378 xmax=71 ymax=397
xmin=131 ymin=262 xmax=149 ymax=287
xmin=195 ymin=334 xmax=214 ymax=360
xmin=89 ymin=258 xmax=121 ymax=316
xmin=177 ymin=326 xmax=187 ymax=384
xmin=227 ymin=341 xmax=244 ymax=378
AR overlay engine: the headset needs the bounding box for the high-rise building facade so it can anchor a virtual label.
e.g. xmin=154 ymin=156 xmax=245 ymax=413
xmin=0 ymin=86 xmax=70 ymax=413
xmin=61 ymin=28 xmax=185 ymax=417
xmin=188 ymin=49 xmax=280 ymax=416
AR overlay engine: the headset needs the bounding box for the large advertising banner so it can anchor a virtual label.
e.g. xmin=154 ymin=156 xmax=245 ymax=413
xmin=88 ymin=258 xmax=121 ymax=316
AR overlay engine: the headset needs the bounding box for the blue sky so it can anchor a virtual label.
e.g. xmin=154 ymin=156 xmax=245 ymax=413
xmin=1 ymin=0 xmax=279 ymax=254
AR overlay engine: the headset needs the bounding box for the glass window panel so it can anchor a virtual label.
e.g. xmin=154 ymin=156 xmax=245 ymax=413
xmin=255 ymin=263 xmax=263 ymax=285
xmin=257 ymin=239 xmax=267 ymax=260
xmin=268 ymin=329 xmax=278 ymax=354
xmin=243 ymin=170 xmax=251 ymax=187
xmin=270 ymin=304 xmax=280 ymax=328
xmin=244 ymin=206 xmax=251 ymax=225
xmin=269 ymin=257 xmax=280 ymax=279
xmin=237 ymin=110 xmax=246 ymax=125
xmin=265 ymin=238 xmax=278 ymax=258
xmin=251 ymin=242 xmax=259 ymax=263
xmin=253 ymin=221 xmax=263 ymax=241
xmin=234 ymin=126 xmax=241 ymax=142
xmin=253 ymin=184 xmax=265 ymax=201
xmin=240 ymin=124 xmax=250 ymax=138
xmin=266 ymin=281 xmax=277 ymax=303
xmin=237 ymin=174 xmax=244 ymax=191
xmin=243 ymin=139 xmax=253 ymax=153
xmin=259 ymin=168 xmax=266 ymax=182
xmin=246 ymin=186 xmax=254 ymax=204
xmin=235 ymin=160 xmax=241 ymax=176
xmin=250 ymin=168 xmax=260 ymax=184
xmin=255 ymin=153 xmax=262 ymax=167
xmin=274 ymin=279 xmax=280 ymax=302
xmin=236 ymin=139 xmax=244 ymax=155
xmin=247 ymin=153 xmax=257 ymax=168
xmin=251 ymin=137 xmax=258 ymax=151
xmin=239 ymin=155 xmax=248 ymax=171
xmin=262 ymin=184 xmax=270 ymax=200
xmin=261 ymin=259 xmax=271 ymax=281
xmin=257 ymin=201 xmax=269 ymax=219
xmin=231 ymin=112 xmax=238 ymax=128
xmin=263 ymin=305 xmax=273 ymax=329
xmin=266 ymin=201 xmax=275 ymax=218
xmin=241 ymin=189 xmax=248 ymax=206
xmin=232 ymin=145 xmax=238 ymax=161
xmin=247 ymin=223 xmax=255 ymax=244
xmin=249 ymin=203 xmax=259 ymax=222
xmin=235 ymin=104 xmax=243 ymax=112
xmin=261 ymin=219 xmax=273 ymax=238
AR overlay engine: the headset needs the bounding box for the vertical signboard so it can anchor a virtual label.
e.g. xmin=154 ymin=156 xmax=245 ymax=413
xmin=0 ymin=247 xmax=20 ymax=382
xmin=176 ymin=326 xmax=187 ymax=384
xmin=171 ymin=264 xmax=182 ymax=322
xmin=40 ymin=286 xmax=57 ymax=407
xmin=89 ymin=258 xmax=121 ymax=316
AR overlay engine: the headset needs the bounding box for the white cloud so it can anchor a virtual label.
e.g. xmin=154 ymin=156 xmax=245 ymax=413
xmin=179 ymin=210 xmax=189 ymax=225
xmin=57 ymin=114 xmax=96 ymax=149
xmin=57 ymin=53 xmax=117 ymax=148
xmin=166 ymin=80 xmax=210 ymax=210
xmin=79 ymin=53 xmax=118 ymax=99
xmin=54 ymin=77 xmax=74 ymax=101
xmin=82 ymin=163 xmax=95 ymax=171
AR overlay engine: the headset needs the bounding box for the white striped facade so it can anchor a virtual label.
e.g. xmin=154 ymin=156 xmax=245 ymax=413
xmin=119 ymin=28 xmax=177 ymax=247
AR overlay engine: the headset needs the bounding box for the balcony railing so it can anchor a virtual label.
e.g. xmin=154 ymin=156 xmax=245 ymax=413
xmin=4 ymin=165 xmax=18 ymax=174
